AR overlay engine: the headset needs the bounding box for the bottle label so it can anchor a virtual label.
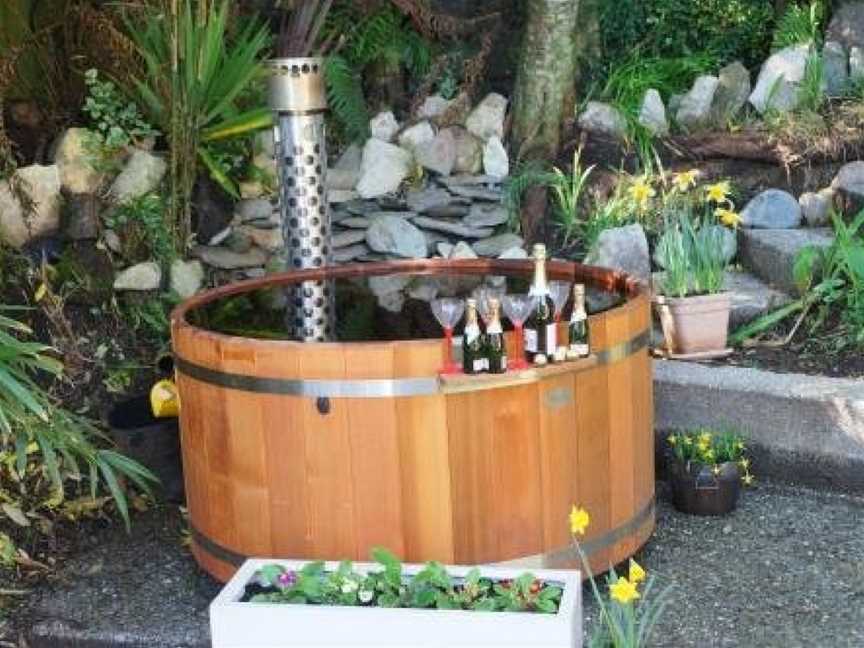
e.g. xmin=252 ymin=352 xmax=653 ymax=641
xmin=570 ymin=343 xmax=589 ymax=356
xmin=524 ymin=328 xmax=538 ymax=353
xmin=465 ymin=325 xmax=480 ymax=345
xmin=473 ymin=358 xmax=486 ymax=372
xmin=546 ymin=324 xmax=557 ymax=351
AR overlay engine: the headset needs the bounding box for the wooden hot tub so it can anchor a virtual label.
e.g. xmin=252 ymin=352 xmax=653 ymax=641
xmin=171 ymin=259 xmax=654 ymax=582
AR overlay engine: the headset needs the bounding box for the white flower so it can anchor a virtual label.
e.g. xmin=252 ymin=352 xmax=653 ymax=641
xmin=358 ymin=589 xmax=374 ymax=603
xmin=341 ymin=579 xmax=359 ymax=594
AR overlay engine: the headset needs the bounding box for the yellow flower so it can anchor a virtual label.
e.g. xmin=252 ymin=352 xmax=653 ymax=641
xmin=704 ymin=449 xmax=716 ymax=462
xmin=716 ymin=208 xmax=742 ymax=228
xmin=706 ymin=181 xmax=731 ymax=204
xmin=672 ymin=169 xmax=700 ymax=192
xmin=736 ymin=441 xmax=745 ymax=451
xmin=742 ymin=473 xmax=754 ymax=486
xmin=629 ymin=559 xmax=646 ymax=584
xmin=609 ymin=577 xmax=640 ymax=605
xmin=739 ymin=458 xmax=750 ymax=470
xmin=628 ymin=180 xmax=656 ymax=210
xmin=698 ymin=431 xmax=712 ymax=445
xmin=667 ymin=434 xmax=678 ymax=446
xmin=683 ymin=436 xmax=693 ymax=445
xmin=697 ymin=439 xmax=710 ymax=453
xmin=713 ymin=465 xmax=722 ymax=476
xmin=569 ymin=506 xmax=590 ymax=536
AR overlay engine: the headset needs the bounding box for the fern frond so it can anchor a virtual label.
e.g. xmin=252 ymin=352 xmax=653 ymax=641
xmin=325 ymin=54 xmax=370 ymax=143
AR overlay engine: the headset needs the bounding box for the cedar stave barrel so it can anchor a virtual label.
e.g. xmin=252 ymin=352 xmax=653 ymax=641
xmin=172 ymin=260 xmax=655 ymax=582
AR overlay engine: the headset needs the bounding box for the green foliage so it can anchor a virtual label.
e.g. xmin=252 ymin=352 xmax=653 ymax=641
xmin=104 ymin=193 xmax=175 ymax=266
xmin=772 ymin=1 xmax=825 ymax=51
xmin=251 ymin=548 xmax=562 ymax=613
xmin=120 ymin=295 xmax=175 ymax=347
xmin=600 ymin=0 xmax=775 ymax=70
xmin=656 ymin=212 xmax=729 ymax=298
xmin=82 ymin=69 xmax=159 ymax=151
xmin=548 ymin=149 xmax=597 ymax=246
xmin=322 ymin=4 xmax=434 ymax=142
xmin=799 ymin=53 xmax=826 ymax=113
xmin=0 ymin=309 xmax=156 ymax=542
xmin=666 ymin=429 xmax=749 ymax=466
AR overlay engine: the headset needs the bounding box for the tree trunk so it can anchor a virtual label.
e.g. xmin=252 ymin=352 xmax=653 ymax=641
xmin=511 ymin=0 xmax=579 ymax=242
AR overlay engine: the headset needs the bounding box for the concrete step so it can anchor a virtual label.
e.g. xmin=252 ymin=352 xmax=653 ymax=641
xmin=654 ymin=360 xmax=864 ymax=491
xmin=737 ymin=228 xmax=834 ymax=295
xmin=725 ymin=269 xmax=792 ymax=329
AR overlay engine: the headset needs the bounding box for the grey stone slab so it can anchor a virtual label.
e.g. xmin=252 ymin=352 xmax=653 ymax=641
xmin=738 ymin=228 xmax=834 ymax=294
xmin=655 ymin=360 xmax=864 ymax=489
xmin=724 ymin=269 xmax=793 ymax=328
xmin=446 ymin=185 xmax=503 ymax=202
xmin=411 ymin=216 xmax=493 ymax=239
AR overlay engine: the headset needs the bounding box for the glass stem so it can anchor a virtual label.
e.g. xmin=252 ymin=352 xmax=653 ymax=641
xmin=444 ymin=327 xmax=455 ymax=372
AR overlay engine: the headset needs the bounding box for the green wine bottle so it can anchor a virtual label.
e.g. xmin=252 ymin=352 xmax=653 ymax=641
xmin=523 ymin=244 xmax=556 ymax=365
xmin=567 ymin=283 xmax=590 ymax=359
xmin=485 ymin=297 xmax=508 ymax=374
xmin=462 ymin=299 xmax=486 ymax=375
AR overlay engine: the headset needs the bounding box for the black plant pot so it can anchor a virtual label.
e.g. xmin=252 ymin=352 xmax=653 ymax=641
xmin=108 ymin=396 xmax=184 ymax=503
xmin=669 ymin=459 xmax=741 ymax=516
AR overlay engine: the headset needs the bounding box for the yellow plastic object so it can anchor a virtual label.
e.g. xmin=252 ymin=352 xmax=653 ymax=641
xmin=150 ymin=379 xmax=180 ymax=418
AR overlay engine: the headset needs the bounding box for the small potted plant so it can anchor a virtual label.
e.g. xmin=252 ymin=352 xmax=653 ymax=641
xmin=665 ymin=429 xmax=753 ymax=516
xmin=653 ymin=178 xmax=739 ymax=357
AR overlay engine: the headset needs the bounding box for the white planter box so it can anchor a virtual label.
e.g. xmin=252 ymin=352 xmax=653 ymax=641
xmin=211 ymin=559 xmax=582 ymax=648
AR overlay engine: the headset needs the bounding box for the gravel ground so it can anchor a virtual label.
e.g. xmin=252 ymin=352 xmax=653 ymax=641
xmin=7 ymin=479 xmax=864 ymax=647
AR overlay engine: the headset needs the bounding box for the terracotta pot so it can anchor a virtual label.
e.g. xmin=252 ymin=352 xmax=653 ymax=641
xmin=668 ymin=460 xmax=741 ymax=516
xmin=654 ymin=292 xmax=731 ymax=354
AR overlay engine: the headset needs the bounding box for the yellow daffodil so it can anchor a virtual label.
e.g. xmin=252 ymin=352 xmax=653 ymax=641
xmin=716 ymin=208 xmax=742 ymax=228
xmin=736 ymin=441 xmax=745 ymax=451
xmin=698 ymin=432 xmax=712 ymax=445
xmin=739 ymin=458 xmax=750 ymax=470
xmin=672 ymin=169 xmax=700 ymax=192
xmin=742 ymin=473 xmax=754 ymax=486
xmin=609 ymin=577 xmax=640 ymax=605
xmin=667 ymin=434 xmax=678 ymax=446
xmin=629 ymin=559 xmax=646 ymax=584
xmin=706 ymin=181 xmax=731 ymax=204
xmin=628 ymin=180 xmax=656 ymax=210
xmin=569 ymin=506 xmax=590 ymax=536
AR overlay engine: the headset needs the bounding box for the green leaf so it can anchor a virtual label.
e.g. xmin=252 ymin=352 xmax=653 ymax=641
xmin=1 ymin=503 xmax=29 ymax=527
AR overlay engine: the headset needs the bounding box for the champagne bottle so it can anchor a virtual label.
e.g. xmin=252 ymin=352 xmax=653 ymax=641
xmin=462 ymin=299 xmax=486 ymax=375
xmin=485 ymin=298 xmax=508 ymax=374
xmin=568 ymin=283 xmax=590 ymax=359
xmin=523 ymin=244 xmax=556 ymax=364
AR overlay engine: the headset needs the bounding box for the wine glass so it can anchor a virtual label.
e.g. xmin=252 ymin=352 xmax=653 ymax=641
xmin=502 ymin=294 xmax=536 ymax=370
xmin=550 ymin=281 xmax=571 ymax=323
xmin=475 ymin=285 xmax=506 ymax=326
xmin=431 ymin=298 xmax=465 ymax=375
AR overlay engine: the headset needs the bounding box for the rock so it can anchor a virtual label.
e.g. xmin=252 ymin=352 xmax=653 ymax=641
xmin=224 ymin=229 xmax=253 ymax=254
xmin=208 ymin=226 xmax=232 ymax=247
xmin=239 ymin=181 xmax=266 ymax=199
xmin=415 ymin=129 xmax=456 ymax=176
xmin=365 ymin=215 xmax=428 ymax=258
xmin=334 ymin=244 xmax=369 ymax=263
xmin=823 ymin=41 xmax=850 ymax=96
xmin=333 ymin=229 xmax=367 ymax=248
xmin=447 ymin=185 xmax=502 ymax=202
xmin=408 ymin=277 xmax=439 ymax=301
xmin=369 ymin=274 xmax=411 ymax=299
xmin=377 ymin=291 xmax=405 ymax=313
xmin=577 ymin=101 xmax=627 ymax=139
xmin=412 ymin=216 xmax=493 ymax=239
xmin=256 ymin=129 xmax=275 ymax=159
xmin=406 ymin=187 xmax=453 ymax=213
xmin=465 ymin=93 xmax=507 ymax=141
xmin=741 ymin=189 xmax=802 ymax=229
xmin=486 ymin=246 xmax=528 ymax=287
xmin=676 ymin=75 xmax=720 ymax=132
xmin=799 ymin=189 xmax=834 ymax=227
xmin=712 ymin=62 xmax=751 ymax=123
xmin=483 ymin=136 xmax=509 ymax=179
xmin=193 ymin=245 xmax=268 ymax=269
xmin=447 ymin=127 xmax=483 ymax=175
xmin=54 ymin=128 xmax=105 ymax=194
xmin=449 ymin=240 xmax=479 ymax=260
xmin=110 ymin=150 xmax=167 ymax=203
xmin=113 ymin=261 xmax=161 ymax=291
xmin=104 ymin=229 xmax=123 ymax=254
xmin=473 ymin=233 xmax=525 ymax=257
xmin=356 ymin=139 xmax=412 ymax=199
xmin=463 ymin=204 xmax=508 ymax=228
xmin=832 ymin=160 xmax=864 ymax=216
xmin=852 ymin=47 xmax=864 ymax=81
xmin=61 ymin=193 xmax=100 ymax=241
xmin=235 ymin=199 xmax=274 ymax=224
xmin=170 ymin=259 xmax=204 ymax=298
xmin=424 ymin=204 xmax=470 ymax=218
xmin=424 ymin=230 xmax=450 ymax=252
xmin=328 ymin=189 xmax=358 ymax=204
xmin=437 ymin=242 xmax=454 ymax=257
xmin=239 ymin=226 xmax=283 ymax=253
xmin=0 ymin=164 xmax=62 ymax=248
xmin=749 ymin=44 xmax=811 ymax=114
xmin=398 ymin=121 xmax=436 ymax=152
xmin=370 ymin=111 xmax=400 ymax=142
xmin=438 ymin=174 xmax=503 ymax=188
xmin=655 ymin=225 xmax=737 ymax=269
xmin=417 ymin=95 xmax=454 ymax=120
xmin=339 ymin=217 xmax=372 ymax=229
xmin=585 ymin=224 xmax=650 ymax=282
xmin=638 ymin=89 xmax=669 ymax=137
xmin=329 ymin=144 xmax=362 ymax=190
xmin=826 ymin=2 xmax=864 ymax=51
xmin=668 ymin=94 xmax=684 ymax=115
